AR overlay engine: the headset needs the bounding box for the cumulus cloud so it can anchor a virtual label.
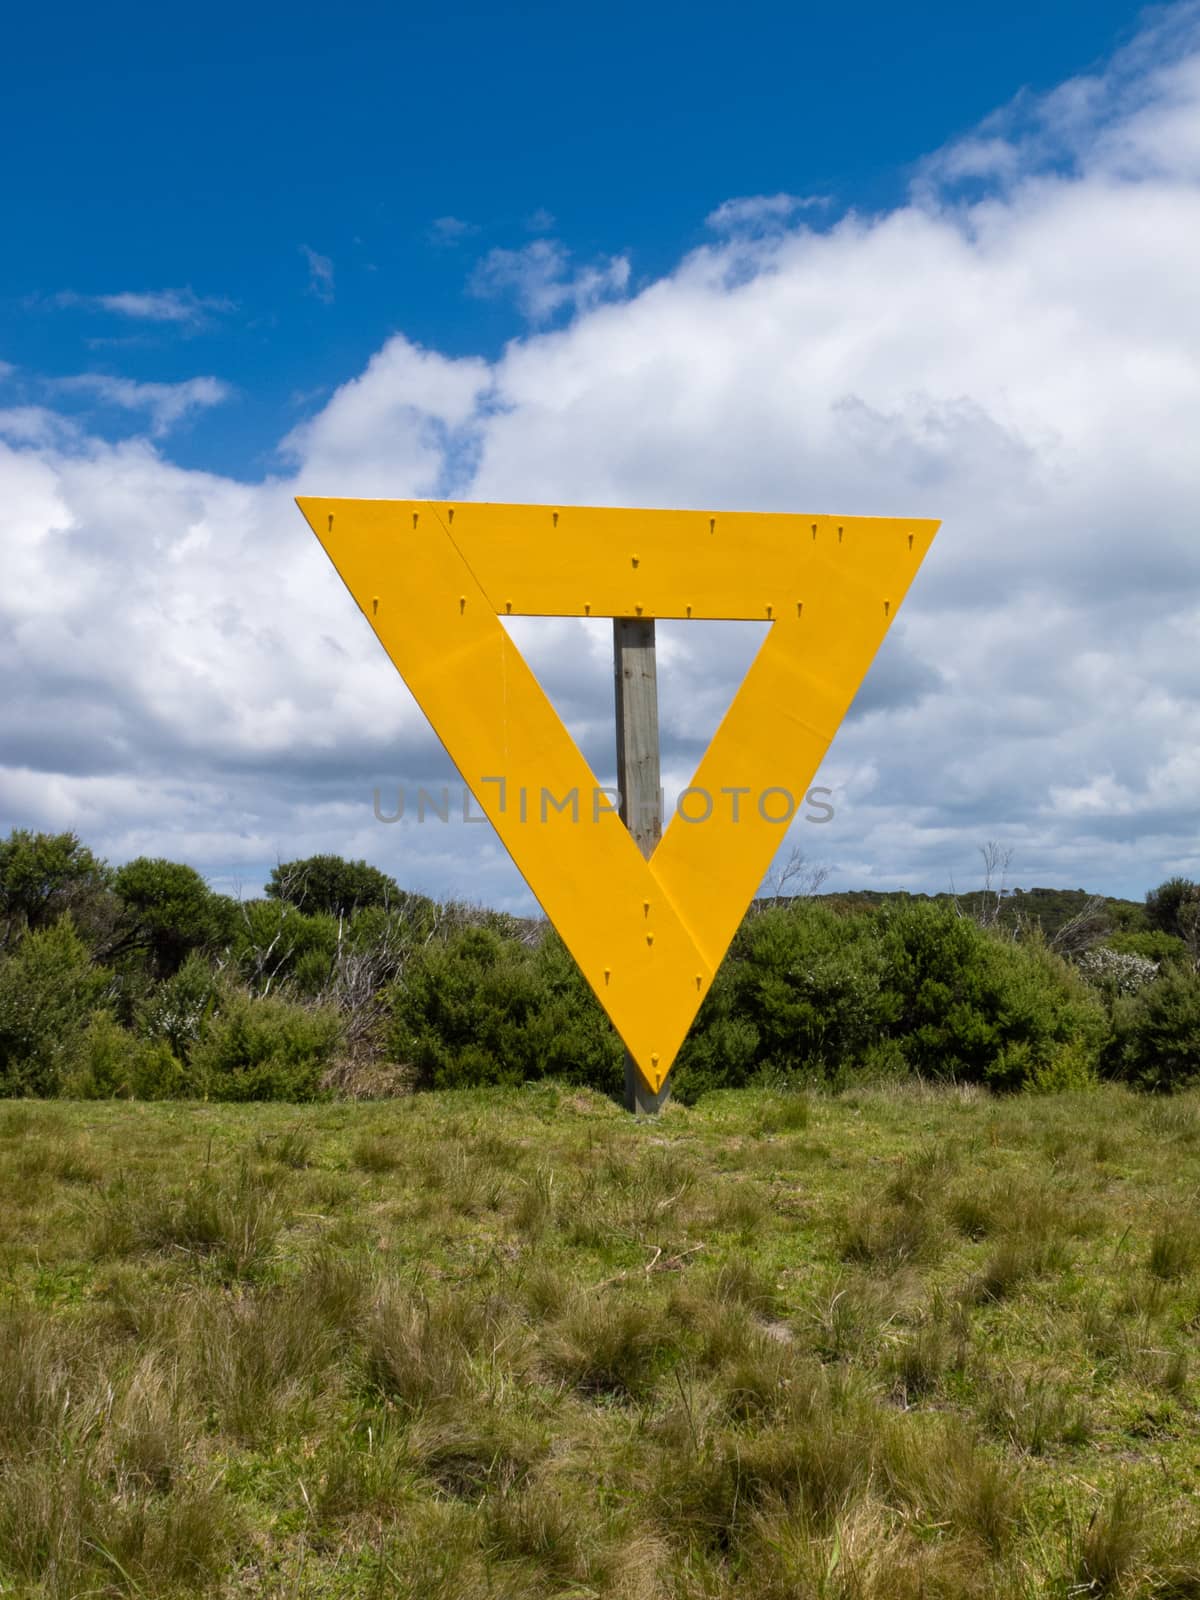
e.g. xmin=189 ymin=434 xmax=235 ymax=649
xmin=52 ymin=374 xmax=231 ymax=437
xmin=282 ymin=338 xmax=490 ymax=499
xmin=3 ymin=3 xmax=1200 ymax=907
xmin=468 ymin=239 xmax=631 ymax=323
xmin=0 ymin=407 xmax=82 ymax=448
xmin=916 ymin=1 xmax=1200 ymax=195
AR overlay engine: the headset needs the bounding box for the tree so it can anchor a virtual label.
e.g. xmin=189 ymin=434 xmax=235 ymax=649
xmin=0 ymin=829 xmax=113 ymax=938
xmin=113 ymin=858 xmax=236 ymax=975
xmin=1145 ymin=877 xmax=1200 ymax=943
xmin=265 ymin=855 xmax=404 ymax=918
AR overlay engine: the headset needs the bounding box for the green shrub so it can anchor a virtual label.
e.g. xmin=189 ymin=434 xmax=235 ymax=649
xmin=344 ymin=901 xmax=434 ymax=956
xmin=61 ymin=1011 xmax=187 ymax=1099
xmin=876 ymin=904 xmax=1105 ymax=1089
xmin=191 ymin=990 xmax=342 ymax=1101
xmin=1105 ymin=969 xmax=1200 ymax=1091
xmin=1018 ymin=1035 xmax=1100 ymax=1093
xmin=0 ymin=918 xmax=111 ymax=1094
xmin=388 ymin=926 xmax=621 ymax=1091
xmin=674 ymin=902 xmax=887 ymax=1097
xmin=672 ymin=1006 xmax=761 ymax=1101
xmin=230 ymin=901 xmax=341 ymax=996
xmin=739 ymin=903 xmax=888 ymax=1075
xmin=1106 ymin=929 xmax=1190 ymax=965
xmin=136 ymin=951 xmax=219 ymax=1061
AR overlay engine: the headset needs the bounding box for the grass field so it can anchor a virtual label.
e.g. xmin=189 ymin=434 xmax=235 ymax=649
xmin=2 ymin=1084 xmax=1200 ymax=1598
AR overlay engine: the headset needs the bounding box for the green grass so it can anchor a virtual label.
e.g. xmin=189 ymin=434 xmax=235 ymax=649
xmin=2 ymin=1083 xmax=1200 ymax=1596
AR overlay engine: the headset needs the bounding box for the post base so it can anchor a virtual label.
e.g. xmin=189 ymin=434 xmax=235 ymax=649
xmin=624 ymin=1050 xmax=670 ymax=1116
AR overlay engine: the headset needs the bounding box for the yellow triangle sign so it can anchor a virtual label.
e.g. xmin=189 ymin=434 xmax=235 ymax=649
xmin=297 ymin=498 xmax=939 ymax=1091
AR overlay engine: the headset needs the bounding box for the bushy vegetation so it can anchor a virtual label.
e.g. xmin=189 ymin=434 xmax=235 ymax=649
xmin=389 ymin=925 xmax=623 ymax=1091
xmin=0 ymin=828 xmax=1198 ymax=1102
xmin=875 ymin=903 xmax=1106 ymax=1091
xmin=110 ymin=856 xmax=238 ymax=976
xmin=189 ymin=991 xmax=342 ymax=1101
xmin=1145 ymin=874 xmax=1200 ymax=943
xmin=0 ymin=919 xmax=111 ymax=1094
xmin=0 ymin=827 xmax=112 ymax=931
xmin=266 ymin=852 xmax=431 ymax=920
xmin=672 ymin=900 xmax=1111 ymax=1098
xmin=1106 ymin=968 xmax=1200 ymax=1091
xmin=2 ymin=1086 xmax=1200 ymax=1596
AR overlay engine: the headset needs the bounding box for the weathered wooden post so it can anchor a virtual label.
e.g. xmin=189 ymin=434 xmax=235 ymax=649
xmin=613 ymin=617 xmax=670 ymax=1115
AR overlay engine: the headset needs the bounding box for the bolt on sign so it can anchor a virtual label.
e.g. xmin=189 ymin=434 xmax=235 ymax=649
xmin=297 ymin=499 xmax=939 ymax=1095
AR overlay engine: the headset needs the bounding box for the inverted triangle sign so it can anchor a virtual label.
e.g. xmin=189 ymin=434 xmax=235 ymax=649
xmin=297 ymin=498 xmax=939 ymax=1091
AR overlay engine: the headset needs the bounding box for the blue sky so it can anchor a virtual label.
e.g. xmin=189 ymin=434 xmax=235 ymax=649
xmin=3 ymin=0 xmax=1152 ymax=477
xmin=3 ymin=1 xmax=1200 ymax=908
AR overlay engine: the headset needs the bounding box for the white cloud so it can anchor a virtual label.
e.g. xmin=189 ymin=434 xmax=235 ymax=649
xmin=915 ymin=1 xmax=1200 ymax=195
xmin=429 ymin=215 xmax=478 ymax=245
xmin=705 ymin=192 xmax=830 ymax=232
xmin=283 ymin=338 xmax=490 ymax=498
xmin=52 ymin=288 xmax=234 ymax=326
xmin=300 ymin=245 xmax=335 ymax=303
xmin=468 ymin=239 xmax=631 ymax=323
xmin=3 ymin=5 xmax=1200 ymax=907
xmin=0 ymin=407 xmax=82 ymax=448
xmin=52 ymin=374 xmax=231 ymax=437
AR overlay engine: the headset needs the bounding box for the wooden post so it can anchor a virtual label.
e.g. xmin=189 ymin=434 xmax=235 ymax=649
xmin=613 ymin=617 xmax=670 ymax=1115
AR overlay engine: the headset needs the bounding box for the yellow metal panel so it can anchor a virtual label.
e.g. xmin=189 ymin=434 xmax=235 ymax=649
xmin=296 ymin=496 xmax=940 ymax=1092
xmin=429 ymin=500 xmax=935 ymax=620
